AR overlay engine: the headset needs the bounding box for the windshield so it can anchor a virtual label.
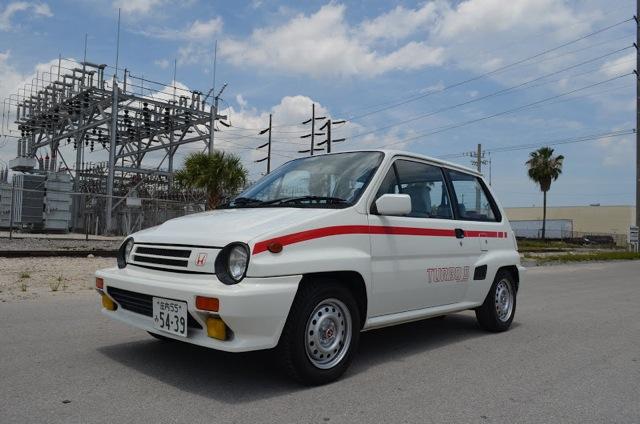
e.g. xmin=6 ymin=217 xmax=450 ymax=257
xmin=226 ymin=152 xmax=384 ymax=208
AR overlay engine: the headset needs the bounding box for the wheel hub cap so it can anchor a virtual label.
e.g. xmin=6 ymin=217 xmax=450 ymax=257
xmin=494 ymin=279 xmax=514 ymax=322
xmin=305 ymin=298 xmax=352 ymax=370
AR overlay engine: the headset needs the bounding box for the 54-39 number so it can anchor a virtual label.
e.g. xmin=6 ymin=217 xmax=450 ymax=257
xmin=157 ymin=311 xmax=186 ymax=334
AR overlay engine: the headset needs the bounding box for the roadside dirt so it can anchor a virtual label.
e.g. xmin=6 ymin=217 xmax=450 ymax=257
xmin=0 ymin=257 xmax=114 ymax=302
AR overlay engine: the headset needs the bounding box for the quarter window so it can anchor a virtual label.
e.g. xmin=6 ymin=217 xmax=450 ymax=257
xmin=447 ymin=170 xmax=500 ymax=222
xmin=375 ymin=160 xmax=453 ymax=219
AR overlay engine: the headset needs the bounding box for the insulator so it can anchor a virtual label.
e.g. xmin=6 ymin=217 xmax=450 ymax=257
xmin=67 ymin=137 xmax=71 ymax=144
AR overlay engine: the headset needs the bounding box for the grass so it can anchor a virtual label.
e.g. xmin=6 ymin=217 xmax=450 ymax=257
xmin=517 ymin=239 xmax=622 ymax=253
xmin=530 ymin=251 xmax=640 ymax=264
xmin=20 ymin=281 xmax=28 ymax=292
xmin=517 ymin=239 xmax=574 ymax=250
xmin=19 ymin=271 xmax=31 ymax=279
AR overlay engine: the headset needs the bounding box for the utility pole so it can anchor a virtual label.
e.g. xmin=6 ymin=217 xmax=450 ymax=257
xmin=465 ymin=143 xmax=489 ymax=210
xmin=317 ymin=119 xmax=346 ymax=153
xmin=105 ymin=76 xmax=118 ymax=234
xmin=208 ymin=83 xmax=227 ymax=155
xmin=256 ymin=113 xmax=272 ymax=174
xmin=636 ymin=0 xmax=640 ymax=227
xmin=299 ymin=103 xmax=325 ymax=155
xmin=9 ymin=178 xmax=15 ymax=240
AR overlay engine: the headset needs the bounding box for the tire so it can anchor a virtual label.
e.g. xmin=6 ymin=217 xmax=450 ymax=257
xmin=475 ymin=269 xmax=517 ymax=332
xmin=147 ymin=331 xmax=172 ymax=341
xmin=277 ymin=278 xmax=361 ymax=385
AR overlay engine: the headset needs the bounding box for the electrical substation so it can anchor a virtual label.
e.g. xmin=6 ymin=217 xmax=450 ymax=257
xmin=0 ymin=58 xmax=225 ymax=235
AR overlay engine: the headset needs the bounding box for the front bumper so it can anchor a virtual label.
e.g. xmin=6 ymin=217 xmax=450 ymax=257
xmin=96 ymin=265 xmax=301 ymax=352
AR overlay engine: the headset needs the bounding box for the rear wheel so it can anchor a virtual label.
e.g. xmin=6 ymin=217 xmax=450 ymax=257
xmin=475 ymin=270 xmax=516 ymax=332
xmin=277 ymin=279 xmax=360 ymax=385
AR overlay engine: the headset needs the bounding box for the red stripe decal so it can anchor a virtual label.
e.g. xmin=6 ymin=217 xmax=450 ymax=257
xmin=253 ymin=225 xmax=507 ymax=255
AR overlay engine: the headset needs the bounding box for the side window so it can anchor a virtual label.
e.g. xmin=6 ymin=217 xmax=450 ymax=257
xmin=447 ymin=170 xmax=500 ymax=222
xmin=375 ymin=160 xmax=453 ymax=219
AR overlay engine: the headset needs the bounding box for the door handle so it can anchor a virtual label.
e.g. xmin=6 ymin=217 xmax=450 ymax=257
xmin=455 ymin=228 xmax=465 ymax=239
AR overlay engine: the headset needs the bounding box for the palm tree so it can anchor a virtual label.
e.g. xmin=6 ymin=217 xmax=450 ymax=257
xmin=525 ymin=147 xmax=564 ymax=240
xmin=175 ymin=151 xmax=248 ymax=209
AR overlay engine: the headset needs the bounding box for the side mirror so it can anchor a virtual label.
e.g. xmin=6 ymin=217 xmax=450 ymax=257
xmin=375 ymin=194 xmax=411 ymax=216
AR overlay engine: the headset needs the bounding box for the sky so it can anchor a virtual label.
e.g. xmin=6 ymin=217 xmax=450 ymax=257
xmin=0 ymin=0 xmax=636 ymax=207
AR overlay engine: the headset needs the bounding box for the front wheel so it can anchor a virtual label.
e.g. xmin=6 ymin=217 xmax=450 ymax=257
xmin=475 ymin=270 xmax=517 ymax=332
xmin=277 ymin=279 xmax=360 ymax=385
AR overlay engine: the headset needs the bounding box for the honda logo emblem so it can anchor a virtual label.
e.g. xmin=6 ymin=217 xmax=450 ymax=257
xmin=195 ymin=253 xmax=208 ymax=266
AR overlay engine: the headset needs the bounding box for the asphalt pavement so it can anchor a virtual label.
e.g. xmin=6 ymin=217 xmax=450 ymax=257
xmin=1 ymin=261 xmax=639 ymax=423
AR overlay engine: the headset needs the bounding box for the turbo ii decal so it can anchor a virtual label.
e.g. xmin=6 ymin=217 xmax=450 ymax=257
xmin=427 ymin=266 xmax=470 ymax=283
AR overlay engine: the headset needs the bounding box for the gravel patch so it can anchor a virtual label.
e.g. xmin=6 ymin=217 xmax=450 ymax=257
xmin=0 ymin=257 xmax=115 ymax=301
xmin=0 ymin=237 xmax=121 ymax=252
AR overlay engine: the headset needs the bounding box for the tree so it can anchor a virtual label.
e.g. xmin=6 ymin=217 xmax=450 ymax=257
xmin=525 ymin=147 xmax=564 ymax=240
xmin=175 ymin=151 xmax=248 ymax=209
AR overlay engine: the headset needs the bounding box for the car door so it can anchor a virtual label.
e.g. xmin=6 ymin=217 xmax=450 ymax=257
xmin=367 ymin=158 xmax=481 ymax=317
xmin=446 ymin=169 xmax=504 ymax=251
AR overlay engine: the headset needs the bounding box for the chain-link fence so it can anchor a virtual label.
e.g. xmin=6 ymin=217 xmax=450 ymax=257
xmin=0 ymin=182 xmax=206 ymax=237
xmin=515 ymin=230 xmax=628 ymax=247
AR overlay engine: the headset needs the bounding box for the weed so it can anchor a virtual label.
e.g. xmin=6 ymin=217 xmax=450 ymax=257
xmin=19 ymin=271 xmax=31 ymax=279
xmin=20 ymin=281 xmax=27 ymax=292
xmin=50 ymin=275 xmax=66 ymax=292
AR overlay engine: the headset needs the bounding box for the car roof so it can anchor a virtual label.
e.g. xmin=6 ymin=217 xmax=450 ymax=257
xmin=322 ymin=149 xmax=481 ymax=177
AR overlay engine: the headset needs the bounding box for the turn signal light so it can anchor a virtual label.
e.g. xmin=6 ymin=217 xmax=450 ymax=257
xmin=196 ymin=296 xmax=219 ymax=312
xmin=206 ymin=317 xmax=227 ymax=340
xmin=101 ymin=293 xmax=117 ymax=311
xmin=267 ymin=242 xmax=283 ymax=253
xmin=95 ymin=277 xmax=104 ymax=290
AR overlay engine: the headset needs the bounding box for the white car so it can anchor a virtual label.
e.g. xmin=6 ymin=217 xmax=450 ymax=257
xmin=96 ymin=150 xmax=524 ymax=385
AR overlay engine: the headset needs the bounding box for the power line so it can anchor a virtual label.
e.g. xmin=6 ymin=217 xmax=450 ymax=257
xmin=344 ymin=18 xmax=634 ymax=122
xmin=439 ymin=129 xmax=635 ymax=159
xmin=349 ymin=46 xmax=633 ymax=141
xmin=211 ymin=18 xmax=633 ymax=133
xmin=379 ymin=72 xmax=631 ymax=149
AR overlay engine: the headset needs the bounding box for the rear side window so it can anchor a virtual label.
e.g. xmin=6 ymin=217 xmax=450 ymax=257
xmin=375 ymin=160 xmax=453 ymax=219
xmin=446 ymin=170 xmax=500 ymax=222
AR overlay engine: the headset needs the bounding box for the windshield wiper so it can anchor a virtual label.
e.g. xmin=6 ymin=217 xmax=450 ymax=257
xmin=261 ymin=196 xmax=349 ymax=206
xmin=222 ymin=197 xmax=264 ymax=208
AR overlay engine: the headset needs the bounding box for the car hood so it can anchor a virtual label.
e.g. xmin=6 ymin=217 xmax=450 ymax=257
xmin=131 ymin=207 xmax=338 ymax=247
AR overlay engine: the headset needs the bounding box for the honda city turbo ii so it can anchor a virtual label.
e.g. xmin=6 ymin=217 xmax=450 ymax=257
xmin=96 ymin=150 xmax=524 ymax=385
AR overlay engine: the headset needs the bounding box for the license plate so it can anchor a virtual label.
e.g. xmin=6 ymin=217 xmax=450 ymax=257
xmin=152 ymin=297 xmax=188 ymax=337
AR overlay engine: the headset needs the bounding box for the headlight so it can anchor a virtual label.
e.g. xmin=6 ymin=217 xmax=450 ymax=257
xmin=117 ymin=237 xmax=134 ymax=269
xmin=215 ymin=243 xmax=249 ymax=285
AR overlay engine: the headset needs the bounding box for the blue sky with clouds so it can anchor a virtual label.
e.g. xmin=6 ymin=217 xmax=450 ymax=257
xmin=0 ymin=0 xmax=636 ymax=207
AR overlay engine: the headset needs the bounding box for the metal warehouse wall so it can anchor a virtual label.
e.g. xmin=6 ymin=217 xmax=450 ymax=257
xmin=504 ymin=205 xmax=635 ymax=236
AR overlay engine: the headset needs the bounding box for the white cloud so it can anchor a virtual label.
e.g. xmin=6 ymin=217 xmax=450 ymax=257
xmin=219 ymin=4 xmax=443 ymax=78
xmin=154 ymin=58 xmax=170 ymax=69
xmin=141 ymin=17 xmax=223 ymax=41
xmin=437 ymin=0 xmax=581 ymax=39
xmin=214 ymin=0 xmax=602 ymax=80
xmin=0 ymin=1 xmax=52 ymax=31
xmin=358 ymin=2 xmax=441 ymax=42
xmin=597 ymin=132 xmax=634 ymax=167
xmin=235 ymin=94 xmax=247 ymax=108
xmin=599 ymin=52 xmax=635 ymax=78
xmin=113 ymin=0 xmax=165 ymax=16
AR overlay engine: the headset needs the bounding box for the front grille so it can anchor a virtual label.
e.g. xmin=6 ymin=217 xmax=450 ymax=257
xmin=135 ymin=246 xmax=191 ymax=258
xmin=107 ymin=287 xmax=202 ymax=329
xmin=131 ymin=244 xmax=192 ymax=269
xmin=133 ymin=255 xmax=188 ymax=267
